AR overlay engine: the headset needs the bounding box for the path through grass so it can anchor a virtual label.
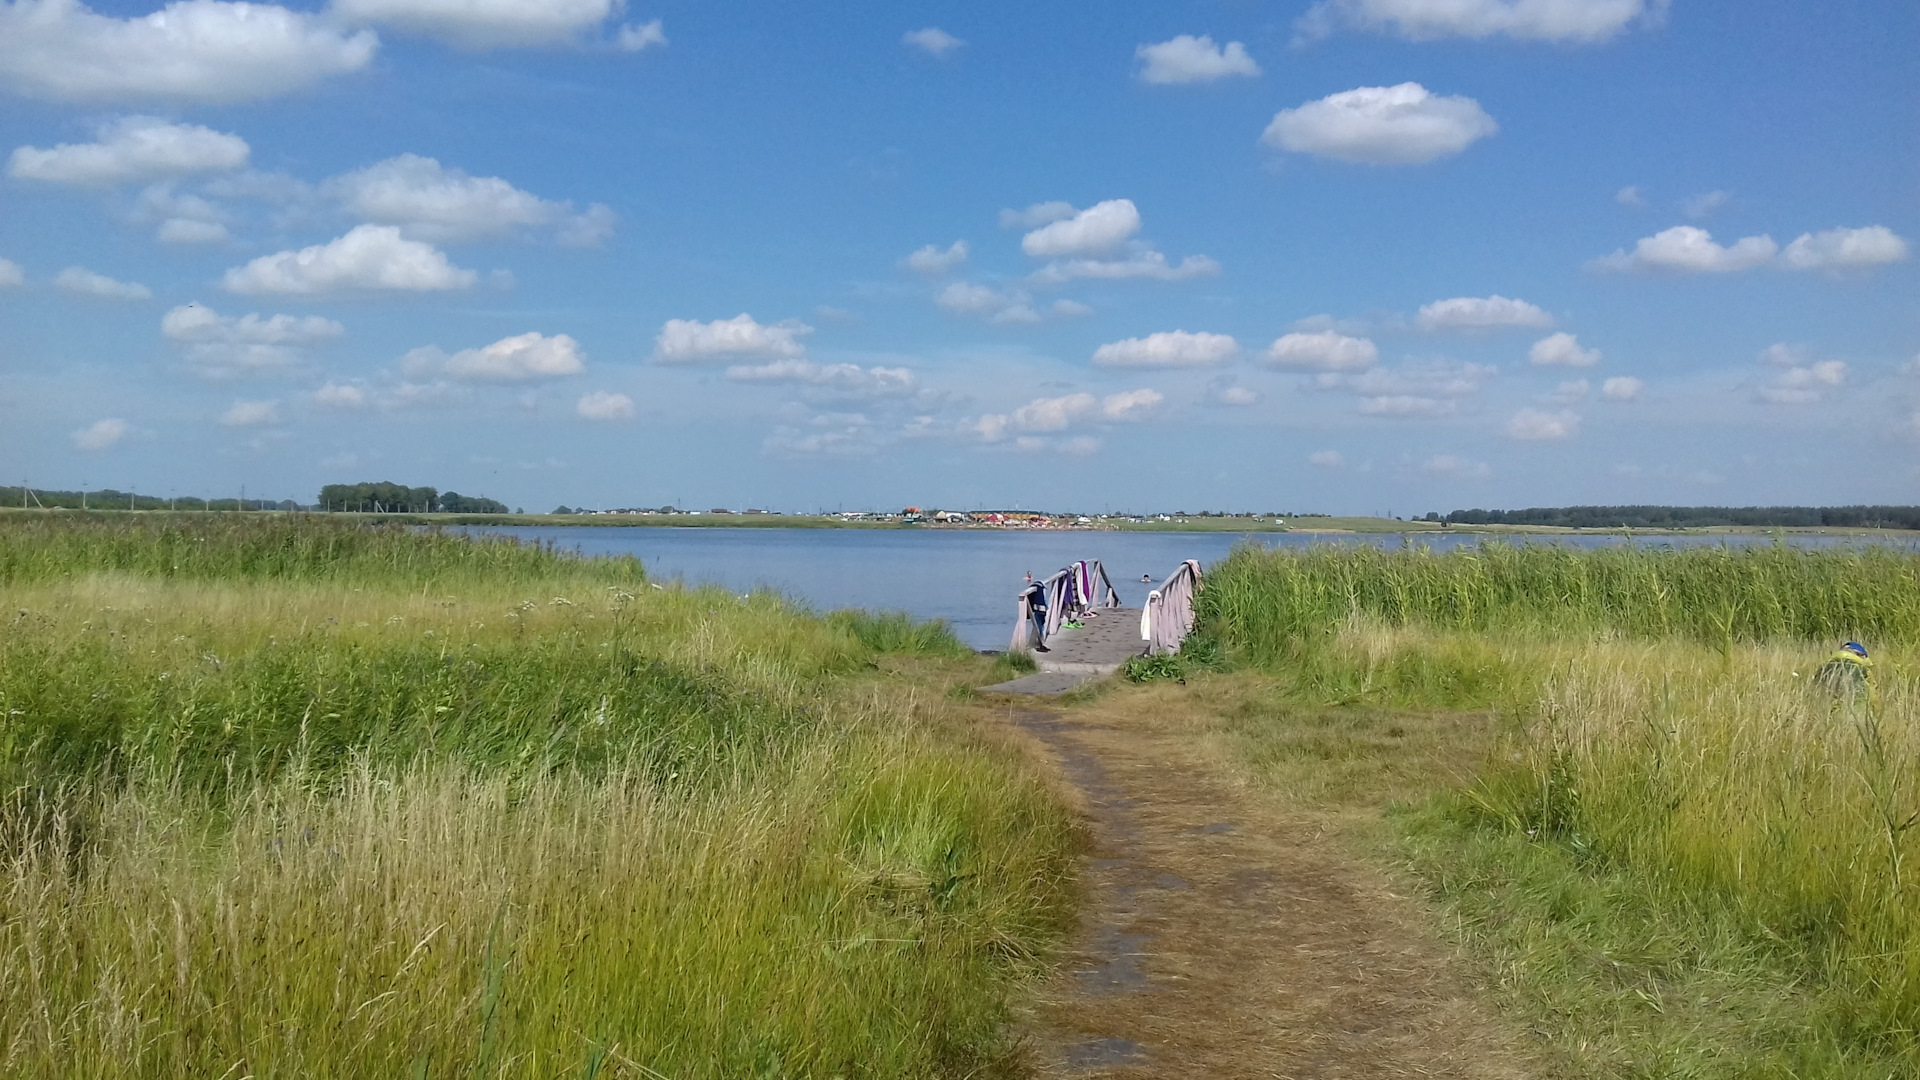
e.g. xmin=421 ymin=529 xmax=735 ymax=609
xmin=1177 ymin=541 xmax=1920 ymax=1076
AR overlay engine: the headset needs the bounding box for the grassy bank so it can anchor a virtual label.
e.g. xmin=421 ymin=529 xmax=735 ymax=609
xmin=0 ymin=516 xmax=1076 ymax=1078
xmin=1185 ymin=542 xmax=1920 ymax=1075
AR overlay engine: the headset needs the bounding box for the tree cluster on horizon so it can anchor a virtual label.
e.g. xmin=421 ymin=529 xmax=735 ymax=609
xmin=1440 ymin=505 xmax=1920 ymax=530
xmin=318 ymin=482 xmax=507 ymax=514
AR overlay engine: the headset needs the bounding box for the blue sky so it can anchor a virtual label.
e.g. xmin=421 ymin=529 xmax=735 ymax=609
xmin=0 ymin=0 xmax=1914 ymax=514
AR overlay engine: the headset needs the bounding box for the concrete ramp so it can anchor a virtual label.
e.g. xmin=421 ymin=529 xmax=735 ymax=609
xmin=981 ymin=607 xmax=1143 ymax=695
xmin=978 ymin=671 xmax=1095 ymax=695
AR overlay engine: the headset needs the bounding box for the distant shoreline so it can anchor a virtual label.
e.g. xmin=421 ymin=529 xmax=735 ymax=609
xmin=7 ymin=507 xmax=1912 ymax=538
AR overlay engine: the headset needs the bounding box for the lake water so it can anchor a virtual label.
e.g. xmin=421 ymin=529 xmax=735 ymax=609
xmin=464 ymin=525 xmax=1916 ymax=651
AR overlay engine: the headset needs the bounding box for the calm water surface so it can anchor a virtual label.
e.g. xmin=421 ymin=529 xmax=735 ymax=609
xmin=464 ymin=526 xmax=1910 ymax=651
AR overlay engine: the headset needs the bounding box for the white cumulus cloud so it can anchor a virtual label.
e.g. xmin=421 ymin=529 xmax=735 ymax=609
xmin=0 ymin=257 xmax=24 ymax=287
xmin=1529 ymin=331 xmax=1600 ymax=366
xmin=1296 ymin=0 xmax=1664 ymax=43
xmin=1506 ymin=406 xmax=1579 ymax=440
xmin=9 ymin=115 xmax=247 ymax=185
xmin=1309 ymin=449 xmax=1344 ymax=468
xmin=976 ymin=393 xmax=1091 ymax=440
xmin=1029 ymin=250 xmax=1220 ymax=285
xmin=934 ymin=282 xmax=1004 ymax=313
xmin=1590 ymin=225 xmax=1778 ymax=273
xmin=1549 ymin=379 xmax=1589 ymax=403
xmin=934 ymin=282 xmax=1038 ymax=324
xmin=725 ymin=360 xmax=918 ymax=398
xmin=1758 ymin=343 xmax=1809 ymax=367
xmin=1135 ymin=34 xmax=1259 ymax=85
xmin=1320 ymin=358 xmax=1496 ymax=417
xmin=1101 ymin=388 xmax=1163 ymax=420
xmin=54 ymin=266 xmax=150 ymax=300
xmin=0 ymin=0 xmax=377 ymax=103
xmin=654 ymin=314 xmax=810 ymax=362
xmin=903 ymin=27 xmax=963 ymax=55
xmin=975 ymin=389 xmax=1160 ymax=441
xmin=576 ymin=390 xmax=634 ymax=420
xmin=138 ymin=182 xmax=231 ymax=244
xmin=1421 ymin=454 xmax=1489 ymax=478
xmin=220 ymin=398 xmax=278 ymax=426
xmin=1779 ymin=226 xmax=1909 ymax=271
xmin=313 ymin=382 xmax=367 ymax=408
xmin=903 ymin=240 xmax=968 ymax=275
xmin=404 ymin=332 xmax=584 ymax=382
xmin=162 ymin=302 xmax=342 ymax=345
xmin=162 ymin=301 xmax=341 ymax=374
xmin=1360 ymin=394 xmax=1453 ymax=416
xmin=1265 ymin=330 xmax=1378 ymax=371
xmin=1684 ymin=190 xmax=1729 ymax=219
xmin=71 ymin=416 xmax=128 ymax=450
xmin=1262 ymin=82 xmax=1496 ymax=165
xmin=998 ymin=201 xmax=1076 ymax=229
xmin=1212 ymin=382 xmax=1260 ymax=406
xmin=1601 ymin=375 xmax=1643 ymax=401
xmin=330 ymin=0 xmax=620 ymax=49
xmin=1021 ymin=199 xmax=1141 ymax=257
xmin=614 ymin=19 xmax=665 ymax=52
xmin=1092 ymin=330 xmax=1239 ymax=369
xmin=158 ymin=218 xmax=229 ymax=244
xmin=1759 ymin=358 xmax=1846 ymax=406
xmin=1417 ymin=295 xmax=1553 ymax=330
xmin=324 ymin=154 xmax=614 ymax=244
xmin=223 ymin=224 xmax=477 ymax=294
xmin=1615 ymin=185 xmax=1644 ymax=207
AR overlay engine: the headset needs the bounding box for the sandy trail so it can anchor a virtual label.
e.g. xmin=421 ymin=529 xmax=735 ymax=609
xmin=1003 ymin=703 xmax=1536 ymax=1079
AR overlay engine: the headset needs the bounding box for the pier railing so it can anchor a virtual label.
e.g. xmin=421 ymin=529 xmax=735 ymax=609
xmin=1141 ymin=559 xmax=1202 ymax=655
xmin=1011 ymin=559 xmax=1120 ymax=651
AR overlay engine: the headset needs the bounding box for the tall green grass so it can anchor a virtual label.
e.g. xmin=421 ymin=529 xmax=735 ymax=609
xmin=1461 ymin=647 xmax=1920 ymax=1049
xmin=0 ymin=512 xmax=637 ymax=587
xmin=828 ymin=609 xmax=973 ymax=658
xmin=1 ymin=736 xmax=1074 ymax=1078
xmin=1199 ymin=541 xmax=1920 ymax=667
xmin=1195 ymin=542 xmax=1920 ymax=1069
xmin=0 ymin=516 xmax=1074 ymax=1077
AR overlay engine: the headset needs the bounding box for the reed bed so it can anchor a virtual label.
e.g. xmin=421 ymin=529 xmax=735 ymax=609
xmin=1199 ymin=541 xmax=1920 ymax=664
xmin=0 ymin=512 xmax=637 ymax=588
xmin=1197 ymin=543 xmax=1920 ymax=1064
xmin=0 ymin=516 xmax=1072 ymax=1078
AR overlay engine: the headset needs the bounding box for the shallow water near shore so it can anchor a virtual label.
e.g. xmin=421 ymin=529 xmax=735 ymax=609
xmin=460 ymin=526 xmax=1912 ymax=651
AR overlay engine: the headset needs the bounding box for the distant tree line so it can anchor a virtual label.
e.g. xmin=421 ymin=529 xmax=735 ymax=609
xmin=2 ymin=487 xmax=294 ymax=511
xmin=318 ymin=482 xmax=508 ymax=514
xmin=1437 ymin=505 xmax=1920 ymax=530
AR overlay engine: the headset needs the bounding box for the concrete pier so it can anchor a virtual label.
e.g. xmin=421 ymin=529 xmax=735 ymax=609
xmin=980 ymin=607 xmax=1143 ymax=695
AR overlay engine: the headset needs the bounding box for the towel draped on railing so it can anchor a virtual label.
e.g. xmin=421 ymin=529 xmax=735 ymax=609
xmin=1140 ymin=559 xmax=1202 ymax=655
xmin=1010 ymin=559 xmax=1121 ymax=651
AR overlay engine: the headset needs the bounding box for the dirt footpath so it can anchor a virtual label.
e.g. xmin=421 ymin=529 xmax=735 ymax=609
xmin=1002 ymin=703 xmax=1537 ymax=1080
